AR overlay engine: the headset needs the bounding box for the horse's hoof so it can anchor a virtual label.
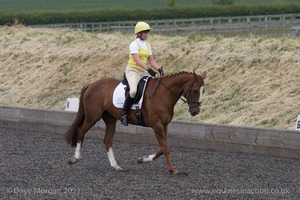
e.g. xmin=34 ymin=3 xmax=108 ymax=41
xmin=113 ymin=165 xmax=124 ymax=171
xmin=137 ymin=157 xmax=143 ymax=163
xmin=170 ymin=169 xmax=179 ymax=175
xmin=68 ymin=157 xmax=78 ymax=165
xmin=137 ymin=155 xmax=154 ymax=163
xmin=173 ymin=170 xmax=180 ymax=175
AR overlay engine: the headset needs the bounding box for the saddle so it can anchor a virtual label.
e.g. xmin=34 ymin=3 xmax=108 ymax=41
xmin=112 ymin=75 xmax=151 ymax=126
xmin=121 ymin=75 xmax=150 ymax=104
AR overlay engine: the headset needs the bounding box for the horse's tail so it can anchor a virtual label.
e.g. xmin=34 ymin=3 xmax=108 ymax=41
xmin=64 ymin=84 xmax=90 ymax=147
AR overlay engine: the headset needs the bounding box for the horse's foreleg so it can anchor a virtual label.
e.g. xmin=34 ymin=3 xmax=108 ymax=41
xmin=160 ymin=141 xmax=179 ymax=175
xmin=138 ymin=126 xmax=165 ymax=163
xmin=103 ymin=113 xmax=123 ymax=171
xmin=154 ymin=126 xmax=179 ymax=175
xmin=137 ymin=151 xmax=163 ymax=163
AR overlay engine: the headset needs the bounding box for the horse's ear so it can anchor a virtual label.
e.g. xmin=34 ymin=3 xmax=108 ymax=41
xmin=193 ymin=71 xmax=198 ymax=80
xmin=200 ymin=71 xmax=207 ymax=80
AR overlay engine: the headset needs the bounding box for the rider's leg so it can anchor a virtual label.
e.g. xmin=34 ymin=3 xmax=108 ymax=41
xmin=120 ymin=95 xmax=134 ymax=126
xmin=120 ymin=67 xmax=144 ymax=126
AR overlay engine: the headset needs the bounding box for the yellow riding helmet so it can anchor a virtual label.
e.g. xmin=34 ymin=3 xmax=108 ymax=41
xmin=134 ymin=22 xmax=152 ymax=34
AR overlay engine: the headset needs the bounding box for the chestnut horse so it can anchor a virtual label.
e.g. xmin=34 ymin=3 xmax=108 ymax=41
xmin=64 ymin=71 xmax=206 ymax=174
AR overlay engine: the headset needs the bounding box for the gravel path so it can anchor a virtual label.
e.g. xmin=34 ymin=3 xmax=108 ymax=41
xmin=1 ymin=127 xmax=300 ymax=200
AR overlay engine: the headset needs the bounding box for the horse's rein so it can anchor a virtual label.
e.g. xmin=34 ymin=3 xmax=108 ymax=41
xmin=150 ymin=77 xmax=162 ymax=99
xmin=160 ymin=78 xmax=204 ymax=109
xmin=150 ymin=77 xmax=191 ymax=104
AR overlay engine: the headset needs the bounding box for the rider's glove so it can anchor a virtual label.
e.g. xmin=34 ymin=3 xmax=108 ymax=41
xmin=158 ymin=67 xmax=164 ymax=76
xmin=147 ymin=68 xmax=157 ymax=77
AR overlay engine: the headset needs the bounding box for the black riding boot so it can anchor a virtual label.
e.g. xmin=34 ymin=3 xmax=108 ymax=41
xmin=121 ymin=95 xmax=134 ymax=126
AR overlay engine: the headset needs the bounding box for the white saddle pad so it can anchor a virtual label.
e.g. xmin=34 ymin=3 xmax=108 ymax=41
xmin=112 ymin=77 xmax=150 ymax=109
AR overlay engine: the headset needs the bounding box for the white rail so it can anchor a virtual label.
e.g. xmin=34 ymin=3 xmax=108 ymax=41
xmin=28 ymin=14 xmax=300 ymax=37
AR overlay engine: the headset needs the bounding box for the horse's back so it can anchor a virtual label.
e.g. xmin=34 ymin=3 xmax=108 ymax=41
xmin=93 ymin=77 xmax=121 ymax=88
xmin=83 ymin=77 xmax=121 ymax=102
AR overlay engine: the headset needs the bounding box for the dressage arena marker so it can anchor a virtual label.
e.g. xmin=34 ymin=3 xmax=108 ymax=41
xmin=296 ymin=115 xmax=300 ymax=130
xmin=65 ymin=98 xmax=79 ymax=112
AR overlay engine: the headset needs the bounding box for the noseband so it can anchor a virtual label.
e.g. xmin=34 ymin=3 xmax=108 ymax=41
xmin=183 ymin=80 xmax=203 ymax=110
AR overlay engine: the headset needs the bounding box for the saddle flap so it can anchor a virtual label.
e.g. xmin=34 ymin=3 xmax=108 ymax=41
xmin=133 ymin=76 xmax=150 ymax=103
xmin=113 ymin=76 xmax=151 ymax=109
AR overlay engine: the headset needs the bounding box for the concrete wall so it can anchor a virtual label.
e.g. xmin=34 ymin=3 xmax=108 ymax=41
xmin=1 ymin=106 xmax=300 ymax=158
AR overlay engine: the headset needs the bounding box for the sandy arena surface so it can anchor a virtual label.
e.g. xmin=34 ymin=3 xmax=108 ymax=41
xmin=1 ymin=127 xmax=300 ymax=200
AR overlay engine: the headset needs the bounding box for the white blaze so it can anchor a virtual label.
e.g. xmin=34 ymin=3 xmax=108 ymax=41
xmin=199 ymin=86 xmax=204 ymax=103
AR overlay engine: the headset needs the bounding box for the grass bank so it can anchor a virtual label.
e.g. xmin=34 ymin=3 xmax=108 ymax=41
xmin=0 ymin=26 xmax=299 ymax=129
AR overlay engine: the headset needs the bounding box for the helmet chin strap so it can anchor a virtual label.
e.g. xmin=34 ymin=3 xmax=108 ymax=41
xmin=136 ymin=30 xmax=150 ymax=40
xmin=136 ymin=34 xmax=146 ymax=40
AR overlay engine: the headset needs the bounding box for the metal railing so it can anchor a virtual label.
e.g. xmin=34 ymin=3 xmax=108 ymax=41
xmin=27 ymin=13 xmax=300 ymax=37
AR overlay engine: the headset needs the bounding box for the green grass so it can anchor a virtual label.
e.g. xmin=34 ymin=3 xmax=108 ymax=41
xmin=2 ymin=0 xmax=300 ymax=25
xmin=1 ymin=0 xmax=300 ymax=12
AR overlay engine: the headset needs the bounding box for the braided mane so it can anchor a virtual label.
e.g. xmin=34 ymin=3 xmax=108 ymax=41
xmin=154 ymin=71 xmax=193 ymax=80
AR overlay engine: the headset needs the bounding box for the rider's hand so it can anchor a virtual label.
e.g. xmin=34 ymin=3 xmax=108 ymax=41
xmin=158 ymin=67 xmax=164 ymax=76
xmin=147 ymin=68 xmax=157 ymax=77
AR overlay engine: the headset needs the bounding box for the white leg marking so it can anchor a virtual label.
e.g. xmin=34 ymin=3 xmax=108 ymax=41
xmin=107 ymin=148 xmax=123 ymax=171
xmin=74 ymin=142 xmax=81 ymax=159
xmin=141 ymin=154 xmax=156 ymax=163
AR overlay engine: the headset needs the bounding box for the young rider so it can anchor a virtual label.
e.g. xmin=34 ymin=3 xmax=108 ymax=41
xmin=121 ymin=21 xmax=164 ymax=126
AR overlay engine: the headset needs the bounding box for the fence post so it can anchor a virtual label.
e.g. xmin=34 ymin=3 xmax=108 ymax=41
xmin=211 ymin=28 xmax=216 ymax=37
xmin=291 ymin=27 xmax=300 ymax=38
xmin=252 ymin=26 xmax=257 ymax=37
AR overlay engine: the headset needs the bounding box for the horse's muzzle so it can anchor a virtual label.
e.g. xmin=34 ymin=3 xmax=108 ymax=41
xmin=188 ymin=101 xmax=201 ymax=116
xmin=189 ymin=108 xmax=200 ymax=116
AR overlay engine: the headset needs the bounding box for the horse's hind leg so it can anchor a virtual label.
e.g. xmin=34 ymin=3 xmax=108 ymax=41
xmin=102 ymin=113 xmax=123 ymax=171
xmin=68 ymin=119 xmax=98 ymax=165
xmin=68 ymin=141 xmax=82 ymax=164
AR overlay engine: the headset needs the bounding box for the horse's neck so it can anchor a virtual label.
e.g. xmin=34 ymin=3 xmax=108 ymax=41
xmin=163 ymin=73 xmax=192 ymax=99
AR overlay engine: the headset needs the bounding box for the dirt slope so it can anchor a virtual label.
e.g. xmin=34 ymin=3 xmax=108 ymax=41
xmin=1 ymin=26 xmax=299 ymax=129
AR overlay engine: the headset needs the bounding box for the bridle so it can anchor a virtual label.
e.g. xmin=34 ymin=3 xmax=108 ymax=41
xmin=182 ymin=79 xmax=203 ymax=110
xmin=155 ymin=78 xmax=204 ymax=110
